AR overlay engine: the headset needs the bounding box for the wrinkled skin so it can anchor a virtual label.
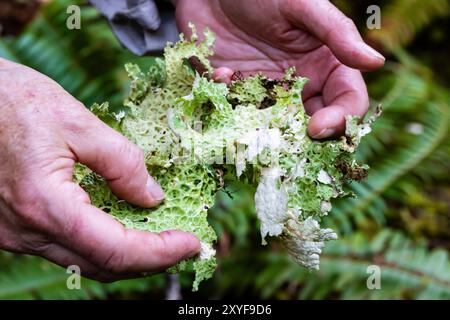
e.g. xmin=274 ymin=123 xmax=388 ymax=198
xmin=0 ymin=58 xmax=200 ymax=281
xmin=174 ymin=0 xmax=384 ymax=138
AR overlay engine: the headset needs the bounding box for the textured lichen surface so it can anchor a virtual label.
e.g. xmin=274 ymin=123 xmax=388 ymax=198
xmin=76 ymin=25 xmax=378 ymax=290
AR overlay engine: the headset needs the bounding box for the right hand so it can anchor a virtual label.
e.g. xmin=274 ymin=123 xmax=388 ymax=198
xmin=175 ymin=0 xmax=384 ymax=139
xmin=0 ymin=58 xmax=200 ymax=282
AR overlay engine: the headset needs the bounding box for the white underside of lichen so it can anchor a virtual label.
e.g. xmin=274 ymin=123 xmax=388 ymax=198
xmin=255 ymin=167 xmax=289 ymax=242
xmin=199 ymin=242 xmax=216 ymax=260
xmin=283 ymin=217 xmax=338 ymax=269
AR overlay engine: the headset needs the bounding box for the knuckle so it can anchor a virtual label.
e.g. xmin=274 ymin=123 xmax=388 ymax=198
xmin=323 ymin=15 xmax=357 ymax=45
xmin=150 ymin=233 xmax=181 ymax=266
xmin=102 ymin=249 xmax=127 ymax=274
xmin=41 ymin=89 xmax=88 ymax=125
xmin=18 ymin=233 xmax=52 ymax=255
xmin=150 ymin=234 xmax=168 ymax=258
xmin=60 ymin=108 xmax=93 ymax=136
xmin=340 ymin=16 xmax=357 ymax=33
xmin=117 ymin=143 xmax=145 ymax=181
xmin=28 ymin=241 xmax=53 ymax=256
xmin=127 ymin=144 xmax=145 ymax=169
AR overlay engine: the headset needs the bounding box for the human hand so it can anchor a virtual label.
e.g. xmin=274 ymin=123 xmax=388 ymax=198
xmin=0 ymin=58 xmax=200 ymax=281
xmin=174 ymin=0 xmax=385 ymax=139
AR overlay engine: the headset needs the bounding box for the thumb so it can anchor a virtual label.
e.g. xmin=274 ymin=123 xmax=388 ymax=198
xmin=212 ymin=67 xmax=234 ymax=84
xmin=281 ymin=0 xmax=385 ymax=71
xmin=67 ymin=114 xmax=164 ymax=208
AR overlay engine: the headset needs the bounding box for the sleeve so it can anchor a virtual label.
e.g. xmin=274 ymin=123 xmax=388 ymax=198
xmin=89 ymin=0 xmax=179 ymax=56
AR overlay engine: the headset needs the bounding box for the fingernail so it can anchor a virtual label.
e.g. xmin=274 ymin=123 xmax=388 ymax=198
xmin=361 ymin=43 xmax=385 ymax=62
xmin=311 ymin=128 xmax=336 ymax=139
xmin=146 ymin=175 xmax=165 ymax=203
xmin=212 ymin=67 xmax=233 ymax=84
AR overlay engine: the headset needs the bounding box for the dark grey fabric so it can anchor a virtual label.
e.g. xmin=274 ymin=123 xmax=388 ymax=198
xmin=89 ymin=0 xmax=178 ymax=56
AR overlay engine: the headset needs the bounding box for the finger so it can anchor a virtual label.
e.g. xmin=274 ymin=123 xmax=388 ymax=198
xmin=29 ymin=242 xmax=123 ymax=282
xmin=66 ymin=111 xmax=164 ymax=208
xmin=212 ymin=67 xmax=234 ymax=84
xmin=307 ymin=65 xmax=369 ymax=139
xmin=47 ymin=182 xmax=201 ymax=275
xmin=281 ymin=0 xmax=385 ymax=70
xmin=0 ymin=215 xmax=122 ymax=282
xmin=304 ymin=95 xmax=325 ymax=116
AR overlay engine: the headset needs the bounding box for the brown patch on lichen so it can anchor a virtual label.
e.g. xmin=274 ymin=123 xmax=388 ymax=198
xmin=227 ymin=73 xmax=296 ymax=109
xmin=188 ymin=56 xmax=209 ymax=77
xmin=259 ymin=78 xmax=281 ymax=109
xmin=336 ymin=161 xmax=369 ymax=181
xmin=230 ymin=71 xmax=244 ymax=82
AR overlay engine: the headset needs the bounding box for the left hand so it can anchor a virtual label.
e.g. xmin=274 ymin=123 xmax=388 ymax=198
xmin=0 ymin=58 xmax=200 ymax=282
xmin=173 ymin=0 xmax=385 ymax=139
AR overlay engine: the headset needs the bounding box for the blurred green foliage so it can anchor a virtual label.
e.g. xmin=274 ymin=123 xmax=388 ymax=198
xmin=0 ymin=0 xmax=449 ymax=299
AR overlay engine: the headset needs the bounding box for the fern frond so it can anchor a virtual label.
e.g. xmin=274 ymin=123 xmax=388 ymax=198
xmin=217 ymin=229 xmax=450 ymax=299
xmin=327 ymin=62 xmax=450 ymax=234
xmin=0 ymin=0 xmax=153 ymax=107
xmin=367 ymin=0 xmax=450 ymax=51
xmin=0 ymin=252 xmax=170 ymax=299
xmin=0 ymin=253 xmax=103 ymax=299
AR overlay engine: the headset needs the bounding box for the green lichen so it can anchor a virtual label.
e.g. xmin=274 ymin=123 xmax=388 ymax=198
xmin=75 ymin=25 xmax=379 ymax=290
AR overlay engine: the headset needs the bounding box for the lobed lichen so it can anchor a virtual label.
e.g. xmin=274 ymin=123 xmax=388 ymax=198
xmin=76 ymin=25 xmax=379 ymax=290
